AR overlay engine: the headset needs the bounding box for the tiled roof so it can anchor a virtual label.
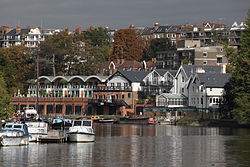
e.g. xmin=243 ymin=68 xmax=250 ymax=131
xmin=182 ymin=65 xmax=222 ymax=78
xmin=118 ymin=70 xmax=150 ymax=82
xmin=197 ymin=73 xmax=231 ymax=88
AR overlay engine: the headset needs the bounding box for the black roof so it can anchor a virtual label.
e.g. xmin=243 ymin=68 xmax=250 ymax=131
xmin=118 ymin=70 xmax=150 ymax=82
xmin=197 ymin=73 xmax=231 ymax=88
xmin=182 ymin=65 xmax=222 ymax=78
xmin=6 ymin=28 xmax=30 ymax=36
xmin=141 ymin=27 xmax=156 ymax=35
xmin=155 ymin=69 xmax=168 ymax=76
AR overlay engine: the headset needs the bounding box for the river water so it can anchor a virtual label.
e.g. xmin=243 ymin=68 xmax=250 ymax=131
xmin=0 ymin=124 xmax=250 ymax=167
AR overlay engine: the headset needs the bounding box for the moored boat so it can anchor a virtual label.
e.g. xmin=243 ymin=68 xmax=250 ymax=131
xmin=0 ymin=123 xmax=29 ymax=146
xmin=118 ymin=117 xmax=149 ymax=124
xmin=98 ymin=118 xmax=114 ymax=123
xmin=26 ymin=121 xmax=48 ymax=142
xmin=67 ymin=120 xmax=95 ymax=142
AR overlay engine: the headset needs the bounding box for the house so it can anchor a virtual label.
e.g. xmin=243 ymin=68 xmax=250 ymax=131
xmin=173 ymin=65 xmax=224 ymax=97
xmin=187 ymin=73 xmax=231 ymax=109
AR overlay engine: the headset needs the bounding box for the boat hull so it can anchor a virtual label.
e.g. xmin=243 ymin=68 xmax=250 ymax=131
xmin=68 ymin=133 xmax=95 ymax=142
xmin=29 ymin=134 xmax=48 ymax=142
xmin=0 ymin=136 xmax=29 ymax=146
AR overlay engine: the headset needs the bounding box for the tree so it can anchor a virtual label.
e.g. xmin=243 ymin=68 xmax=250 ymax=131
xmin=0 ymin=46 xmax=32 ymax=94
xmin=111 ymin=29 xmax=143 ymax=61
xmin=83 ymin=27 xmax=111 ymax=47
xmin=148 ymin=38 xmax=176 ymax=60
xmin=0 ymin=72 xmax=15 ymax=119
xmin=224 ymin=9 xmax=250 ymax=124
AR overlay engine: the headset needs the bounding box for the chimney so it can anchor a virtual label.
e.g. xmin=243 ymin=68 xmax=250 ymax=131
xmin=16 ymin=26 xmax=21 ymax=34
xmin=221 ymin=64 xmax=226 ymax=74
xmin=154 ymin=23 xmax=160 ymax=30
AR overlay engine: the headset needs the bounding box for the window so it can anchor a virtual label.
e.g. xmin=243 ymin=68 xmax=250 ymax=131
xmin=181 ymin=88 xmax=184 ymax=93
xmin=203 ymin=52 xmax=208 ymax=57
xmin=217 ymin=57 xmax=222 ymax=63
xmin=182 ymin=76 xmax=184 ymax=82
xmin=122 ymin=95 xmax=125 ymax=99
xmin=128 ymin=93 xmax=131 ymax=98
xmin=203 ymin=61 xmax=207 ymax=65
xmin=210 ymin=88 xmax=212 ymax=91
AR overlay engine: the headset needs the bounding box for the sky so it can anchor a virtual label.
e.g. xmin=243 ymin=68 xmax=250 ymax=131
xmin=0 ymin=0 xmax=249 ymax=30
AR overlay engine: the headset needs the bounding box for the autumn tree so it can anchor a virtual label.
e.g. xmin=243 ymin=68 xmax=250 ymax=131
xmin=111 ymin=29 xmax=143 ymax=61
xmin=224 ymin=9 xmax=250 ymax=124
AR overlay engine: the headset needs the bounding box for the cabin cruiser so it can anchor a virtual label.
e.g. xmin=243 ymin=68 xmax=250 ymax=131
xmin=0 ymin=123 xmax=29 ymax=146
xmin=26 ymin=121 xmax=48 ymax=142
xmin=67 ymin=120 xmax=95 ymax=142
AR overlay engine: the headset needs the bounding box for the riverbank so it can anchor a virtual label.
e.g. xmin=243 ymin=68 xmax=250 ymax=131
xmin=176 ymin=116 xmax=250 ymax=128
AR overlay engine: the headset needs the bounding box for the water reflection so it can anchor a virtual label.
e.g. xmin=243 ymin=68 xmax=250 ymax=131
xmin=0 ymin=124 xmax=249 ymax=167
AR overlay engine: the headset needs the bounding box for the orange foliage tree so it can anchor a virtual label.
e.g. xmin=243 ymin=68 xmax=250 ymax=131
xmin=111 ymin=29 xmax=143 ymax=61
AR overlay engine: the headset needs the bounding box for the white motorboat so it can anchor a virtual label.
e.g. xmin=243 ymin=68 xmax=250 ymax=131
xmin=26 ymin=122 xmax=48 ymax=142
xmin=67 ymin=120 xmax=95 ymax=142
xmin=0 ymin=123 xmax=29 ymax=146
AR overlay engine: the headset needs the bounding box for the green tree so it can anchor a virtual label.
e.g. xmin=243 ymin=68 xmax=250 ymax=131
xmin=0 ymin=73 xmax=15 ymax=119
xmin=111 ymin=29 xmax=143 ymax=61
xmin=0 ymin=46 xmax=32 ymax=94
xmin=83 ymin=27 xmax=111 ymax=47
xmin=148 ymin=38 xmax=176 ymax=60
xmin=224 ymin=9 xmax=250 ymax=124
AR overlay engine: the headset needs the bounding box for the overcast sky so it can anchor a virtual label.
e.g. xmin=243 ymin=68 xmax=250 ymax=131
xmin=0 ymin=0 xmax=249 ymax=30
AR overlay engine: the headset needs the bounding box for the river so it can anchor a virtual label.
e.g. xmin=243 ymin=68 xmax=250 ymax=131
xmin=0 ymin=124 xmax=250 ymax=167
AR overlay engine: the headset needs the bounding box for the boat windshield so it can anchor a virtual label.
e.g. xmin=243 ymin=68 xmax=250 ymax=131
xmin=5 ymin=125 xmax=12 ymax=128
xmin=83 ymin=121 xmax=91 ymax=126
xmin=73 ymin=121 xmax=82 ymax=126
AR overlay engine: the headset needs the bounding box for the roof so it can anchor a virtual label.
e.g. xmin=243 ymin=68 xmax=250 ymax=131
xmin=197 ymin=73 xmax=231 ymax=88
xmin=160 ymin=93 xmax=187 ymax=99
xmin=38 ymin=75 xmax=109 ymax=83
xmin=6 ymin=28 xmax=30 ymax=36
xmin=168 ymin=70 xmax=178 ymax=77
xmin=141 ymin=27 xmax=156 ymax=35
xmin=155 ymin=69 xmax=168 ymax=76
xmin=182 ymin=65 xmax=222 ymax=78
xmin=118 ymin=70 xmax=150 ymax=82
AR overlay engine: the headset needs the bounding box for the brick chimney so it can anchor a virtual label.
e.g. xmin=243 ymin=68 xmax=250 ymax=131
xmin=16 ymin=26 xmax=21 ymax=34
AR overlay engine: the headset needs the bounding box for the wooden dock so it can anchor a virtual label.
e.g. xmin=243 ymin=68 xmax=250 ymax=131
xmin=39 ymin=130 xmax=67 ymax=143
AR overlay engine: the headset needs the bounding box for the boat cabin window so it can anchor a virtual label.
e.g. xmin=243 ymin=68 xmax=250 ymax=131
xmin=83 ymin=121 xmax=91 ymax=126
xmin=5 ymin=125 xmax=13 ymax=128
xmin=14 ymin=125 xmax=22 ymax=129
xmin=73 ymin=121 xmax=82 ymax=126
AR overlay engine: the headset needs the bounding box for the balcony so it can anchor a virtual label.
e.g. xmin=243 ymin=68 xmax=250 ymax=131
xmin=93 ymin=86 xmax=132 ymax=92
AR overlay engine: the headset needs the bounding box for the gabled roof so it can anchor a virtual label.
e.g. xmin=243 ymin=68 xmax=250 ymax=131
xmin=141 ymin=27 xmax=156 ymax=35
xmin=154 ymin=26 xmax=171 ymax=33
xmin=6 ymin=28 xmax=30 ymax=36
xmin=117 ymin=70 xmax=150 ymax=82
xmin=196 ymin=73 xmax=231 ymax=88
xmin=168 ymin=70 xmax=178 ymax=77
xmin=155 ymin=69 xmax=168 ymax=76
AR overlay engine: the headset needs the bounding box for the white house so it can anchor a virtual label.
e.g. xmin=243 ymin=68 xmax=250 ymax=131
xmin=187 ymin=73 xmax=231 ymax=109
